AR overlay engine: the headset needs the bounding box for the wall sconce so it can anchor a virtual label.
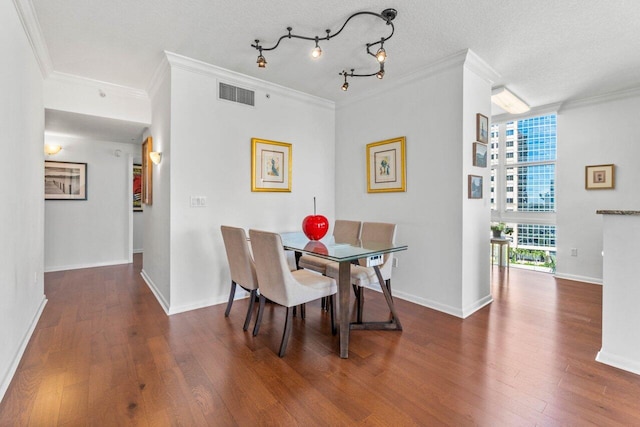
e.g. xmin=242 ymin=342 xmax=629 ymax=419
xmin=491 ymin=86 xmax=530 ymax=114
xmin=149 ymin=151 xmax=162 ymax=165
xmin=44 ymin=144 xmax=62 ymax=155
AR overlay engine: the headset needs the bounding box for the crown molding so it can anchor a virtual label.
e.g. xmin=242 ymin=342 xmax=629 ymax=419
xmin=464 ymin=49 xmax=501 ymax=85
xmin=337 ymin=49 xmax=497 ymax=110
xmin=161 ymin=51 xmax=335 ymax=110
xmin=146 ymin=53 xmax=170 ymax=100
xmin=560 ymin=86 xmax=640 ymax=112
xmin=47 ymin=71 xmax=148 ymax=99
xmin=337 ymin=50 xmax=467 ymax=109
xmin=12 ymin=0 xmax=53 ymax=78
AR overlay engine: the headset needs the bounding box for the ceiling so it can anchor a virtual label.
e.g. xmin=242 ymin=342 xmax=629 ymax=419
xmin=31 ymin=0 xmax=640 ymax=138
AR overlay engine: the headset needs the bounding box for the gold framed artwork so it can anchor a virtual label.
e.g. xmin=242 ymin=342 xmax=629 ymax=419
xmin=44 ymin=161 xmax=87 ymax=200
xmin=585 ymin=164 xmax=615 ymax=190
xmin=366 ymin=136 xmax=406 ymax=193
xmin=251 ymin=138 xmax=292 ymax=192
xmin=468 ymin=175 xmax=483 ymax=199
xmin=141 ymin=136 xmax=152 ymax=205
xmin=476 ymin=113 xmax=489 ymax=144
xmin=473 ymin=142 xmax=487 ymax=167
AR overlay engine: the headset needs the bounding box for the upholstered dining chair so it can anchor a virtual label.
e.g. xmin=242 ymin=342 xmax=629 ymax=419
xmin=220 ymin=225 xmax=259 ymax=331
xmin=249 ymin=229 xmax=337 ymax=357
xmin=326 ymin=222 xmax=397 ymax=324
xmin=298 ymin=219 xmax=362 ymax=274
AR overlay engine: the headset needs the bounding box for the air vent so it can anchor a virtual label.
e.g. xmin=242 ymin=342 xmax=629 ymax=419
xmin=219 ymin=82 xmax=255 ymax=106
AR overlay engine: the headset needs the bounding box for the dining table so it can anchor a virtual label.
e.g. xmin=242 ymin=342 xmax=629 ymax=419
xmin=280 ymin=232 xmax=408 ymax=358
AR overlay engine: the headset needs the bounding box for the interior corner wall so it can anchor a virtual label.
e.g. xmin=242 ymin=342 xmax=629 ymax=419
xmin=166 ymin=62 xmax=336 ymax=314
xmin=335 ymin=62 xmax=475 ymax=317
xmin=0 ymin=0 xmax=46 ymax=401
xmin=461 ymin=65 xmax=492 ymax=315
xmin=555 ymin=95 xmax=640 ymax=284
xmin=141 ymin=68 xmax=172 ymax=312
xmin=44 ymin=138 xmax=139 ymax=271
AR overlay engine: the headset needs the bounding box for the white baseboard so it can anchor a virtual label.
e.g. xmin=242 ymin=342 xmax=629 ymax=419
xmin=0 ymin=296 xmax=47 ymax=402
xmin=462 ymin=294 xmax=494 ymax=318
xmin=596 ymin=349 xmax=640 ymax=376
xmin=45 ymin=259 xmax=130 ymax=272
xmin=140 ymin=269 xmax=170 ymax=315
xmin=553 ymin=272 xmax=602 ymax=285
xmin=133 ymin=249 xmax=143 ymax=254
xmin=140 ymin=271 xmax=249 ymax=316
xmin=365 ymin=285 xmax=492 ymax=319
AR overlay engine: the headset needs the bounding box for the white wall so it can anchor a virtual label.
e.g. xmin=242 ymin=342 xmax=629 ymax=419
xmin=335 ymin=51 xmax=493 ymax=317
xmin=142 ymin=53 xmax=336 ymax=314
xmin=140 ymin=61 xmax=172 ymax=310
xmin=0 ymin=0 xmax=46 ymax=401
xmin=555 ymin=94 xmax=640 ymax=283
xmin=44 ymin=137 xmax=140 ymax=271
xmin=44 ymin=72 xmax=151 ymax=125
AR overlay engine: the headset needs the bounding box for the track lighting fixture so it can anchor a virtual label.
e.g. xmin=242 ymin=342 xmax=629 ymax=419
xmin=252 ymin=8 xmax=397 ymax=91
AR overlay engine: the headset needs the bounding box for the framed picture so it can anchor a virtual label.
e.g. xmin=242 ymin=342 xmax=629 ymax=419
xmin=473 ymin=142 xmax=487 ymax=167
xmin=133 ymin=164 xmax=142 ymax=212
xmin=44 ymin=161 xmax=87 ymax=200
xmin=251 ymin=138 xmax=292 ymax=192
xmin=366 ymin=136 xmax=406 ymax=193
xmin=141 ymin=136 xmax=152 ymax=205
xmin=585 ymin=164 xmax=615 ymax=189
xmin=468 ymin=174 xmax=483 ymax=199
xmin=476 ymin=113 xmax=489 ymax=144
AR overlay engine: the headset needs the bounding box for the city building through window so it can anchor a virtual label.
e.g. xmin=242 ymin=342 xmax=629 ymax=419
xmin=490 ymin=114 xmax=557 ymax=272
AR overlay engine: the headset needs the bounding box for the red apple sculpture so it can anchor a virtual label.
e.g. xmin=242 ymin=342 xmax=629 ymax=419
xmin=302 ymin=197 xmax=329 ymax=241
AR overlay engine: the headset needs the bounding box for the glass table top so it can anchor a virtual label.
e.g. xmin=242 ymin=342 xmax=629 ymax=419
xmin=280 ymin=232 xmax=407 ymax=262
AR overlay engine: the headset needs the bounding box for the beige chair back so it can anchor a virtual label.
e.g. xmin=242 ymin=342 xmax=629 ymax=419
xmin=333 ymin=219 xmax=362 ymax=245
xmin=359 ymin=222 xmax=397 ymax=280
xmin=248 ymin=229 xmax=299 ymax=307
xmin=220 ymin=226 xmax=258 ymax=291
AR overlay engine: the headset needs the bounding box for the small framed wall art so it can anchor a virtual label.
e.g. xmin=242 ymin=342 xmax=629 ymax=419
xmin=366 ymin=136 xmax=407 ymax=193
xmin=476 ymin=113 xmax=489 ymax=144
xmin=133 ymin=164 xmax=142 ymax=212
xmin=468 ymin=174 xmax=483 ymax=199
xmin=251 ymin=138 xmax=292 ymax=192
xmin=44 ymin=161 xmax=87 ymax=200
xmin=585 ymin=164 xmax=615 ymax=190
xmin=473 ymin=142 xmax=487 ymax=167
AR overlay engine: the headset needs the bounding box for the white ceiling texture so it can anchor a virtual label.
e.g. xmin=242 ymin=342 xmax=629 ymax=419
xmin=30 ymin=0 xmax=640 ymax=141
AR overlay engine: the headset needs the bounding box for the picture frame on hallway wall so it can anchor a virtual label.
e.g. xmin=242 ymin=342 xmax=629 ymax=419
xmin=476 ymin=113 xmax=489 ymax=144
xmin=585 ymin=164 xmax=615 ymax=189
xmin=251 ymin=138 xmax=292 ymax=192
xmin=141 ymin=136 xmax=152 ymax=205
xmin=133 ymin=164 xmax=142 ymax=212
xmin=473 ymin=142 xmax=487 ymax=167
xmin=366 ymin=136 xmax=406 ymax=193
xmin=44 ymin=161 xmax=87 ymax=200
xmin=468 ymin=174 xmax=483 ymax=199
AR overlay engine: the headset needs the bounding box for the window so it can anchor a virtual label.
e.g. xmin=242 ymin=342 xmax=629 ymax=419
xmin=491 ymin=114 xmax=557 ymax=272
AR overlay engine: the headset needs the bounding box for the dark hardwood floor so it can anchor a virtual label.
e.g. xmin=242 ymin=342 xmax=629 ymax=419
xmin=2 ymin=256 xmax=640 ymax=426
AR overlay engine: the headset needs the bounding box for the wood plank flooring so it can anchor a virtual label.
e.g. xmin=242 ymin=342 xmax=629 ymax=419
xmin=2 ymin=256 xmax=640 ymax=426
